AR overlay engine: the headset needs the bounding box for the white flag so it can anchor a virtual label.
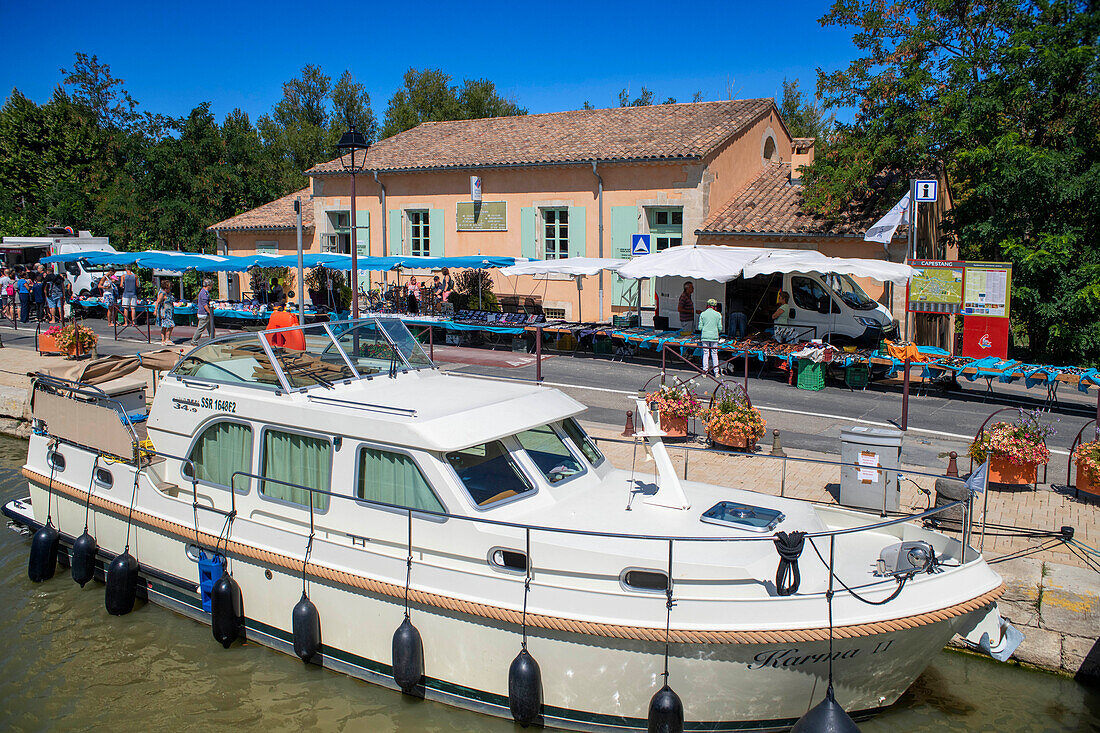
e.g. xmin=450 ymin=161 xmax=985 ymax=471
xmin=864 ymin=192 xmax=911 ymax=244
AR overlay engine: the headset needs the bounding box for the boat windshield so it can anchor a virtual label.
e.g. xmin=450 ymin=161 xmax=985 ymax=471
xmin=515 ymin=425 xmax=584 ymax=483
xmin=826 ymin=274 xmax=879 ymax=311
xmin=446 ymin=441 xmax=535 ymax=507
xmin=171 ymin=318 xmax=434 ymax=390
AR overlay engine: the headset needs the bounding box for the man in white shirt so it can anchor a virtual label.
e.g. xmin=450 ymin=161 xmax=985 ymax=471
xmin=0 ymin=269 xmax=12 ymax=320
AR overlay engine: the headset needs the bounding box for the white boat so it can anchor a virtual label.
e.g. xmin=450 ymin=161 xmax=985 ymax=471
xmin=6 ymin=318 xmax=1016 ymax=731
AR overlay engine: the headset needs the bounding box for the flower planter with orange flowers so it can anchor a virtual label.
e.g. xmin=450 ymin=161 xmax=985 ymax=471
xmin=37 ymin=333 xmax=59 ymax=354
xmin=659 ymin=414 xmax=689 ymax=438
xmin=1072 ymin=441 xmax=1100 ymax=497
xmin=1076 ymin=464 xmax=1099 ymax=497
xmin=645 ymin=385 xmax=701 ymax=440
xmin=710 ymin=430 xmax=756 ymax=451
xmin=702 ymin=394 xmax=766 ymax=454
xmin=989 ymin=456 xmax=1039 ymax=485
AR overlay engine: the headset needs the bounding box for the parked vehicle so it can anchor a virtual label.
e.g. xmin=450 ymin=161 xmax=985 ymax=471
xmin=1 ymin=230 xmax=115 ymax=296
xmin=656 ymin=271 xmax=899 ymax=345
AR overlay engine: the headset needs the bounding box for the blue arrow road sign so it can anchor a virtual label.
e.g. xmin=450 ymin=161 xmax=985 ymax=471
xmin=631 ymin=234 xmax=651 ymax=256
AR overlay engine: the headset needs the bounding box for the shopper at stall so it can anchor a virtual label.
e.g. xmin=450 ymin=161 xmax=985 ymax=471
xmin=100 ymin=270 xmax=119 ymax=325
xmin=44 ymin=267 xmax=64 ymax=323
xmin=121 ymin=264 xmax=139 ymax=326
xmin=772 ymin=291 xmax=796 ymax=343
xmin=440 ymin=267 xmax=454 ymax=295
xmin=0 ymin=269 xmax=13 ymax=321
xmin=16 ymin=271 xmax=31 ymax=323
xmin=727 ymin=290 xmax=747 ymax=339
xmin=677 ymin=282 xmax=697 ymax=332
xmin=155 ymin=279 xmax=175 ymax=345
xmin=30 ymin=272 xmax=46 ymax=322
xmin=269 ymin=277 xmax=286 ymax=307
xmin=407 ymin=277 xmax=420 ymax=315
xmin=699 ymin=299 xmax=723 ymax=375
xmin=191 ymin=279 xmax=215 ymax=344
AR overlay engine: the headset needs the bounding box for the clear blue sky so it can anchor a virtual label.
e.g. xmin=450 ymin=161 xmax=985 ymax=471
xmin=0 ymin=1 xmax=857 ymax=125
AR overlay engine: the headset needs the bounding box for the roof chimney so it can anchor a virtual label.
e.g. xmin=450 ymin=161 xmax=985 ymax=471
xmin=790 ymin=138 xmax=815 ymax=184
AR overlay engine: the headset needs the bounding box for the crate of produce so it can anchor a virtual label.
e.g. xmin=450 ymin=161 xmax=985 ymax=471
xmin=613 ymin=314 xmax=639 ymax=329
xmin=593 ymin=338 xmax=614 ymax=356
xmin=845 ymin=365 xmax=870 ymax=389
xmin=797 ymin=359 xmax=826 ymax=391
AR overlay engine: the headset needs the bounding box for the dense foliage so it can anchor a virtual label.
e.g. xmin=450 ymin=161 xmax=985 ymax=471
xmin=804 ymin=0 xmax=1100 ymax=365
xmin=0 ymin=56 xmax=525 ymax=253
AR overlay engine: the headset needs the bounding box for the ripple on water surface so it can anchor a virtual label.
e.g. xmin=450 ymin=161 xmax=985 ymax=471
xmin=0 ymin=435 xmax=1095 ymax=731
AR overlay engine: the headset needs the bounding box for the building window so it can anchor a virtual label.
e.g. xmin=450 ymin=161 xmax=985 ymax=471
xmin=408 ymin=211 xmax=430 ymax=257
xmin=323 ymin=211 xmax=350 ymax=253
xmin=648 ymin=208 xmax=683 ymax=251
xmin=542 ymin=208 xmax=569 ymax=259
xmin=255 ymin=240 xmax=278 ymax=254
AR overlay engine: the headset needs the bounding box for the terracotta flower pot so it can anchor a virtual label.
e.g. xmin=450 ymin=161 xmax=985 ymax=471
xmin=37 ymin=334 xmax=59 ymax=354
xmin=711 ymin=430 xmax=755 ymax=451
xmin=1077 ymin=464 xmax=1099 ymax=497
xmin=989 ymin=455 xmax=1039 ymax=485
xmin=660 ymin=414 xmax=689 ymax=438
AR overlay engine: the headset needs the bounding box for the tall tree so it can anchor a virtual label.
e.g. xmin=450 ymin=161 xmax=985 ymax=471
xmin=380 ymin=68 xmax=526 ymax=138
xmin=618 ymin=86 xmax=654 ymax=107
xmin=778 ymin=78 xmax=833 ymax=148
xmin=329 ymin=70 xmax=377 ymax=143
xmin=258 ymin=64 xmax=333 ymax=190
xmin=805 ymin=0 xmax=1100 ymax=364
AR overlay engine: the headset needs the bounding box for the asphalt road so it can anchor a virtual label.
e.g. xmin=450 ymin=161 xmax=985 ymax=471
xmin=4 ymin=317 xmax=1095 ymax=482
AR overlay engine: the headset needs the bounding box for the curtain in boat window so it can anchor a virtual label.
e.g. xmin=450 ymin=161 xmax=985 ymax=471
xmin=261 ymin=430 xmax=331 ymax=510
xmin=357 ymin=448 xmax=443 ymax=512
xmin=188 ymin=422 xmax=252 ymax=490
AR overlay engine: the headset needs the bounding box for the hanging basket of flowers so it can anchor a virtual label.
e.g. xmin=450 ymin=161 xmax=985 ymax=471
xmin=1072 ymin=440 xmax=1100 ymax=496
xmin=968 ymin=411 xmax=1054 ymax=485
xmin=53 ymin=323 xmax=98 ymax=357
xmin=702 ymin=394 xmax=766 ymax=450
xmin=645 ymin=384 xmax=701 ymax=438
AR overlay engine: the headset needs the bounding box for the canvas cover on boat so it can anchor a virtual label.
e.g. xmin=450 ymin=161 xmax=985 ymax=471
xmin=38 ymin=349 xmax=182 ymax=386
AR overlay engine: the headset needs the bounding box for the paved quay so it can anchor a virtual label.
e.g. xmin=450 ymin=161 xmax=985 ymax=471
xmin=0 ymin=327 xmax=1096 ymax=678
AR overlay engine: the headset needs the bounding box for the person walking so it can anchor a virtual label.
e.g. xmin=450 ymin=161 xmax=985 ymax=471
xmin=406 ymin=277 xmax=420 ymax=315
xmin=190 ymin=279 xmax=215 ymax=344
xmin=121 ymin=265 xmax=139 ymax=326
xmin=699 ymin=298 xmax=723 ymax=376
xmin=677 ymin=281 xmax=697 ymax=333
xmin=155 ymin=279 xmax=176 ymax=345
xmin=727 ymin=290 xmax=747 ymax=339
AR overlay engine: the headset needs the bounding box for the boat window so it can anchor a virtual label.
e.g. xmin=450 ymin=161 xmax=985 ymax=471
xmin=356 ymin=447 xmax=443 ymax=513
xmin=489 ymin=548 xmax=528 ymax=572
xmin=622 ymin=569 xmax=669 ymax=593
xmin=445 ymin=441 xmax=534 ymax=507
xmin=172 ymin=334 xmax=281 ymax=389
xmin=376 ymin=318 xmax=433 ymax=370
xmin=46 ymin=450 xmax=65 ymax=471
xmin=266 ymin=324 xmax=356 ymax=389
xmin=184 ymin=421 xmax=253 ymax=491
xmin=515 ymin=425 xmax=584 ymax=484
xmin=94 ymin=467 xmax=113 ymax=488
xmin=328 ymin=321 xmax=397 ymax=376
xmin=561 ymin=418 xmax=604 ymax=466
xmin=260 ymin=429 xmax=331 ymax=511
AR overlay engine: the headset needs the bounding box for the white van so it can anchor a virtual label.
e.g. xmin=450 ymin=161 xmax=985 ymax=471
xmin=1 ymin=232 xmax=115 ymax=296
xmin=655 ymin=271 xmax=899 ymax=346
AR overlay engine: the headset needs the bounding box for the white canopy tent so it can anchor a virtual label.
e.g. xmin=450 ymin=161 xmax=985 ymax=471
xmin=499 ymin=257 xmax=628 ymax=322
xmin=615 ymin=245 xmax=913 ymax=284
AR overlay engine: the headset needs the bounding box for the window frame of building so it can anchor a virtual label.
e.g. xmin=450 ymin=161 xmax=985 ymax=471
xmin=255 ymin=240 xmax=278 ymax=255
xmin=407 ymin=210 xmax=430 ymax=257
xmin=647 ymin=207 xmax=683 ymax=251
xmin=541 ymin=207 xmax=570 ymax=260
xmin=322 ymin=211 xmax=351 ymax=253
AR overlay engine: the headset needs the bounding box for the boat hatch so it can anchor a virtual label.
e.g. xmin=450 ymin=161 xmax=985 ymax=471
xmin=699 ymin=501 xmax=785 ymax=532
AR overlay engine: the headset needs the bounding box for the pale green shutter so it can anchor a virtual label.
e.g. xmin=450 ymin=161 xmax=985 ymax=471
xmin=567 ymin=206 xmax=586 ymax=258
xmin=355 ymin=210 xmax=370 ymax=256
xmin=388 ymin=210 xmax=403 ymax=255
xmin=428 ymin=208 xmax=445 ymax=257
xmin=610 ymin=206 xmax=639 ymax=307
xmin=520 ymin=207 xmax=537 ymax=259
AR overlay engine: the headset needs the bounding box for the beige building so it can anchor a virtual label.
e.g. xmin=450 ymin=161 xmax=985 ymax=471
xmin=209 ymin=99 xmax=941 ymax=323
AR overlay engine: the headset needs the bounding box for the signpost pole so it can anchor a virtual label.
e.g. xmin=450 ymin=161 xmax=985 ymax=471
xmin=901 ymin=358 xmax=911 ymax=430
xmin=904 ymin=179 xmax=917 ymax=341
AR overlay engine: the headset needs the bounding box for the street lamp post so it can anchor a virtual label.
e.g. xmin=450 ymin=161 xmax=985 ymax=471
xmin=337 ymin=126 xmax=369 ymax=319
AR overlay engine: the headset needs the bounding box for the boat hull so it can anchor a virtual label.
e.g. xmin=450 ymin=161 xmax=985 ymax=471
xmin=10 ymin=480 xmax=979 ymax=732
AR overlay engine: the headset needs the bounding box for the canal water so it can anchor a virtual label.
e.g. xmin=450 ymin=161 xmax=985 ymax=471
xmin=0 ymin=435 xmax=1095 ymax=732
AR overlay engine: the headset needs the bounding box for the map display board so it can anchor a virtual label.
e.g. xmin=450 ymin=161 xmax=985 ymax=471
xmin=962 ymin=263 xmax=1012 ymax=318
xmin=907 ymin=260 xmax=1011 ymax=318
xmin=908 ymin=260 xmax=965 ymax=313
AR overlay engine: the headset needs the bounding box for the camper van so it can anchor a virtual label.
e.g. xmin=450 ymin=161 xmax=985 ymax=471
xmin=1 ymin=230 xmax=115 ymax=296
xmin=655 ymin=271 xmax=899 ymax=346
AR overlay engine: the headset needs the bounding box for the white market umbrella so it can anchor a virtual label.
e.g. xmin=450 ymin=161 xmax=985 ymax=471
xmin=615 ymin=245 xmax=762 ymax=282
xmin=499 ymin=257 xmax=628 ymax=322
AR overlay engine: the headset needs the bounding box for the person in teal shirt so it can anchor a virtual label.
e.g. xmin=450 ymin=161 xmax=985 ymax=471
xmin=699 ymin=298 xmax=723 ymax=375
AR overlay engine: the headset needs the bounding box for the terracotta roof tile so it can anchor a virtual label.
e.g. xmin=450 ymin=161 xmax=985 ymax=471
xmin=698 ymin=163 xmax=906 ymax=239
xmin=792 ymin=137 xmax=815 ymax=151
xmin=308 ymin=99 xmax=776 ymax=174
xmin=207 ymin=188 xmax=313 ymax=232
